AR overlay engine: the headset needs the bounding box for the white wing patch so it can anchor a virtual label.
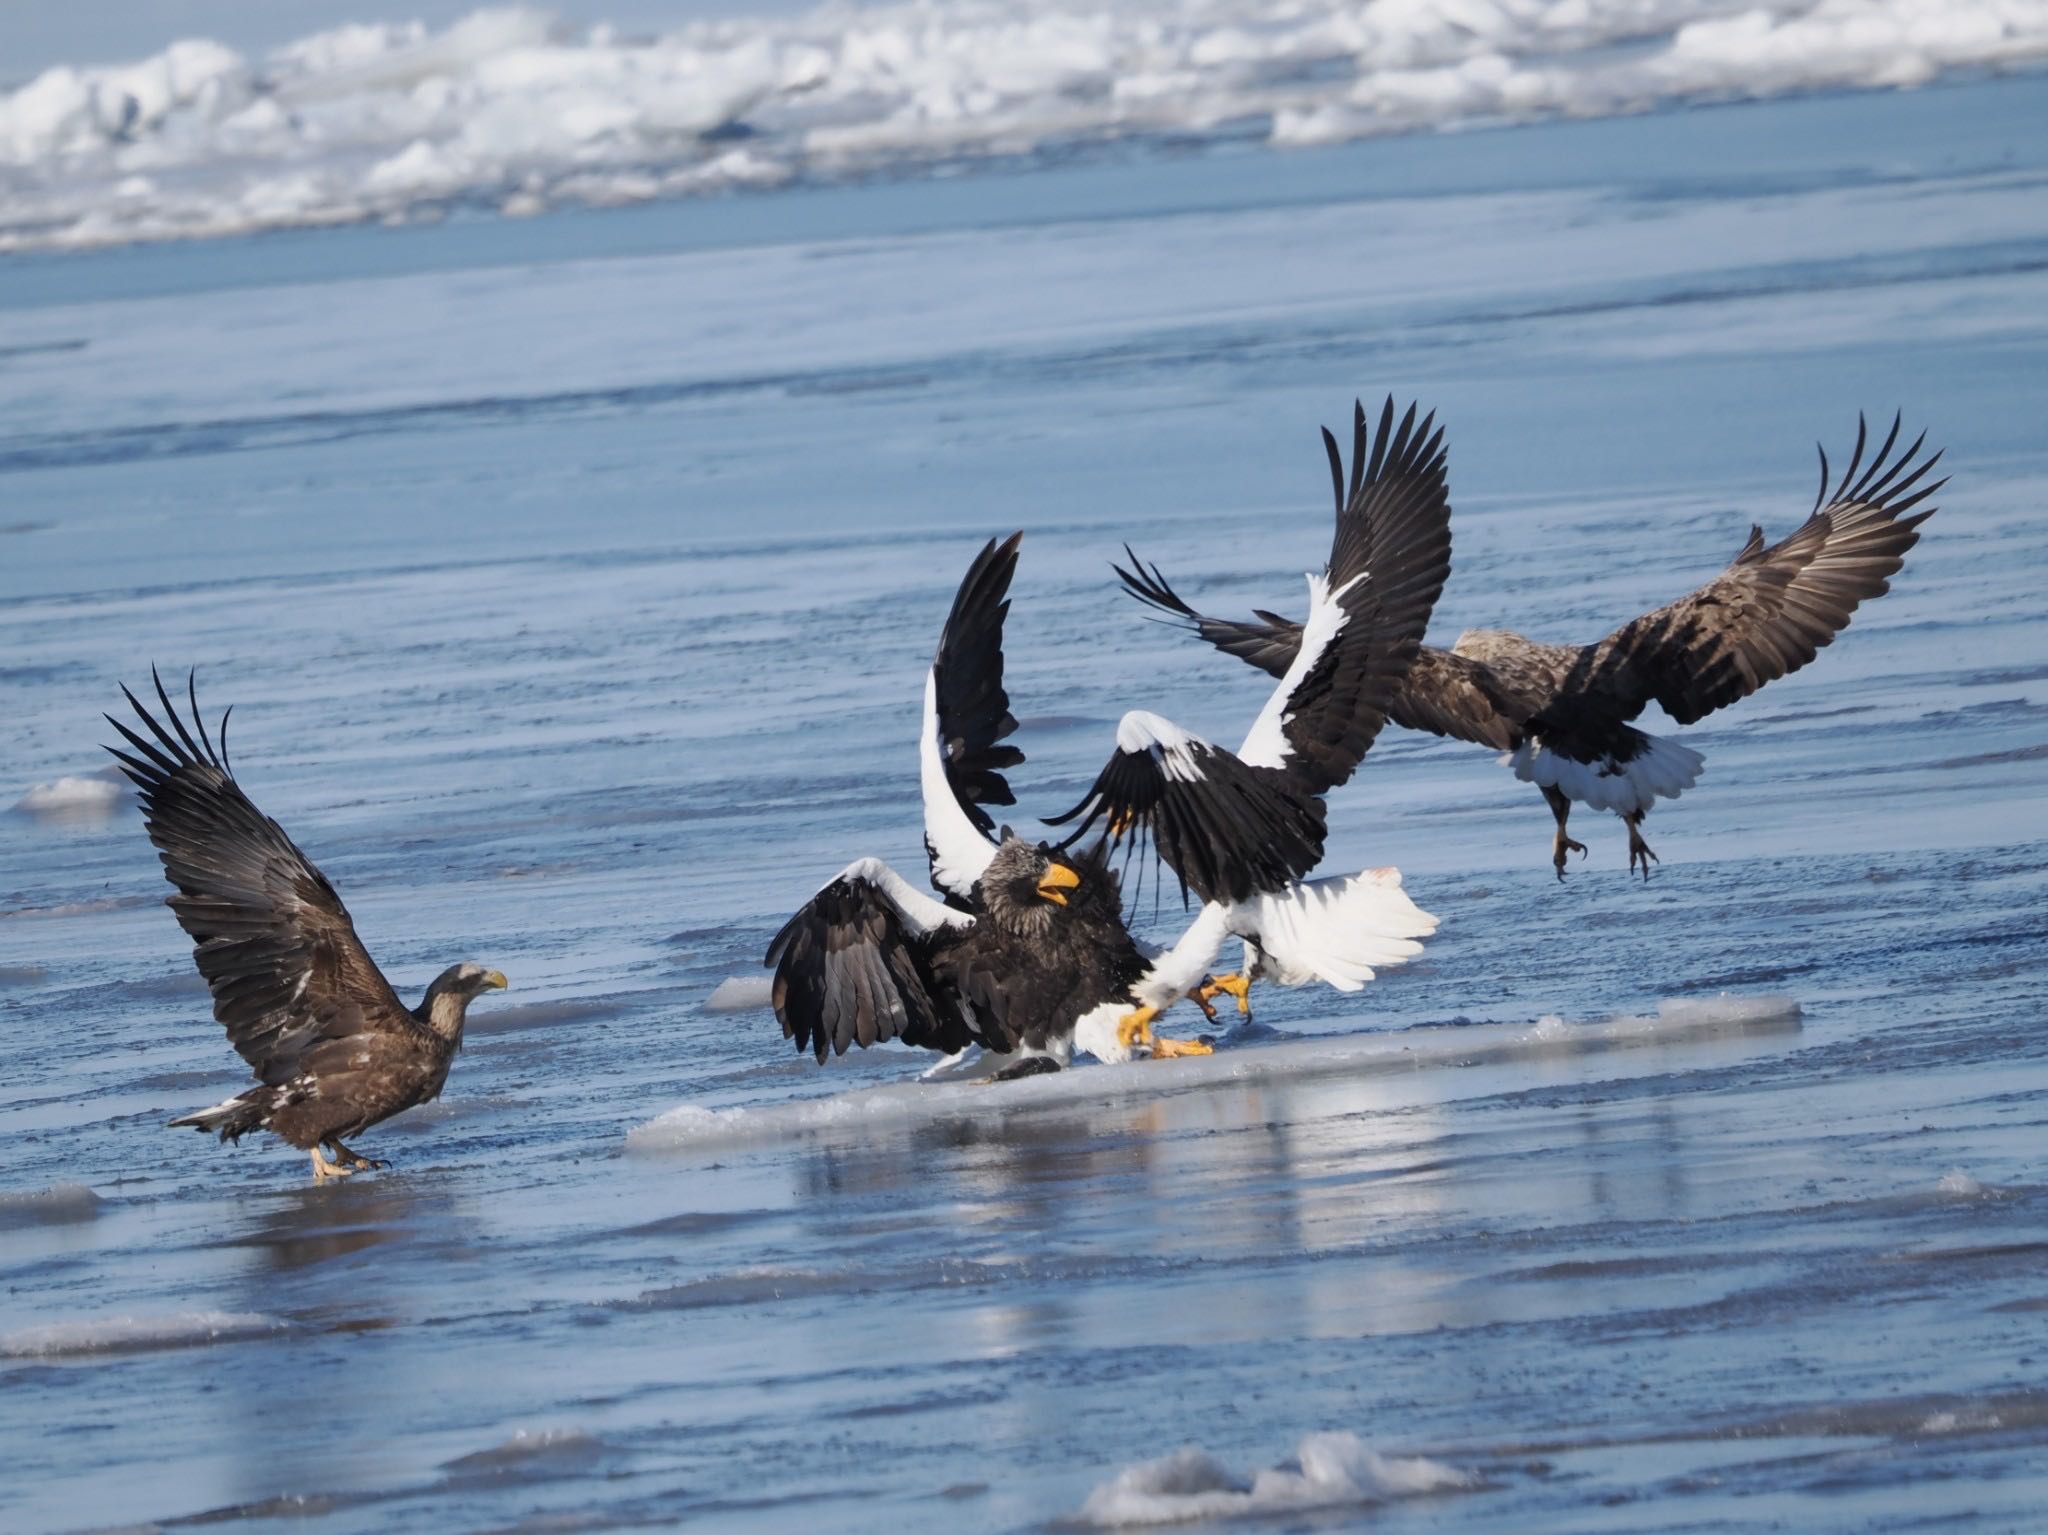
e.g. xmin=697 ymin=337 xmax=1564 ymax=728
xmin=918 ymin=668 xmax=1000 ymax=900
xmin=1116 ymin=710 xmax=1208 ymax=783
xmin=832 ymin=856 xmax=974 ymax=937
xmin=1238 ymin=571 xmax=1359 ymax=769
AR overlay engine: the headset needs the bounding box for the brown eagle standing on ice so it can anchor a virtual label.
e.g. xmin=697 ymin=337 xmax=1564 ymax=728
xmin=106 ymin=671 xmax=506 ymax=1180
xmin=1119 ymin=412 xmax=1940 ymax=877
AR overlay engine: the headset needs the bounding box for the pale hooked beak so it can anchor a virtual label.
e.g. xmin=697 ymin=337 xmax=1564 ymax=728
xmin=1036 ymin=862 xmax=1081 ymax=906
xmin=482 ymin=970 xmax=509 ymax=991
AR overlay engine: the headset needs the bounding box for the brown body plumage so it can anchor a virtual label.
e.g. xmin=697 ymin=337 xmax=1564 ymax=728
xmin=106 ymin=671 xmax=506 ymax=1178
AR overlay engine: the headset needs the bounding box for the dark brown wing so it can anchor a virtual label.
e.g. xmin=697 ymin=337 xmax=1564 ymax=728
xmin=1591 ymin=414 xmax=1941 ymax=726
xmin=1387 ymin=647 xmax=1530 ymax=751
xmin=106 ymin=670 xmax=420 ymax=1085
xmin=1269 ymin=396 xmax=1454 ymax=794
xmin=1115 ymin=552 xmax=1302 ymax=680
xmin=764 ymin=870 xmax=971 ymax=1063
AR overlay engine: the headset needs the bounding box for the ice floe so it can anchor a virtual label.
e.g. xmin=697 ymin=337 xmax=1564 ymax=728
xmin=0 ymin=1183 xmax=103 ymax=1228
xmin=705 ymin=975 xmax=774 ymax=1012
xmin=5 ymin=0 xmax=2046 ymax=251
xmin=1 ymin=1311 xmax=284 ymax=1359
xmin=10 ymin=771 xmax=127 ymax=821
xmin=627 ymin=994 xmax=1801 ymax=1152
xmin=1076 ymin=1430 xmax=1472 ymax=1526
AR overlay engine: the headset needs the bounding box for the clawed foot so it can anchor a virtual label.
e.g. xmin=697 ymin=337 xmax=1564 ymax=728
xmin=1116 ymin=1005 xmax=1160 ymax=1052
xmin=1197 ymin=973 xmax=1253 ymax=1018
xmin=1552 ymin=834 xmax=1588 ymax=880
xmin=322 ymin=1140 xmax=388 ymax=1174
xmin=1627 ymin=828 xmax=1660 ymax=880
xmin=1151 ymin=1035 xmax=1215 ymax=1059
xmin=309 ymin=1148 xmax=354 ymax=1181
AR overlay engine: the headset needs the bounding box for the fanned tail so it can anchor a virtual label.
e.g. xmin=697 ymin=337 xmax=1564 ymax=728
xmin=1235 ymin=866 xmax=1439 ymax=991
xmin=1509 ymin=730 xmax=1704 ymax=817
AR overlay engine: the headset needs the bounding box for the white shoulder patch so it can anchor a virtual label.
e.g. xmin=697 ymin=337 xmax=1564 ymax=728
xmin=1117 ymin=710 xmax=1206 ymax=782
xmin=918 ymin=668 xmax=999 ymax=899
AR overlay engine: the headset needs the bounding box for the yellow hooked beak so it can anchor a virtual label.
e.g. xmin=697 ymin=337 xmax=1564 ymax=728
xmin=482 ymin=970 xmax=509 ymax=991
xmin=1036 ymin=862 xmax=1081 ymax=906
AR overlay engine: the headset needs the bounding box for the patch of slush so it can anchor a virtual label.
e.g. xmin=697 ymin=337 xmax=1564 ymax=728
xmin=1938 ymin=1169 xmax=1987 ymax=1197
xmin=705 ymin=976 xmax=774 ymax=1012
xmin=6 ymin=0 xmax=2047 ymax=251
xmin=627 ymin=995 xmax=1800 ymax=1152
xmin=10 ymin=772 xmax=126 ymax=819
xmin=442 ymin=1428 xmax=605 ymax=1472
xmin=1076 ymin=1430 xmax=1472 ymax=1527
xmin=1 ymin=1311 xmax=284 ymax=1359
xmin=0 ymin=1183 xmax=103 ymax=1228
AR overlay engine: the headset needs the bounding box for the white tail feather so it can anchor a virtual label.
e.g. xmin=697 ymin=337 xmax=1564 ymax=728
xmin=1232 ymin=866 xmax=1438 ymax=992
xmin=1509 ymin=731 xmax=1704 ymax=817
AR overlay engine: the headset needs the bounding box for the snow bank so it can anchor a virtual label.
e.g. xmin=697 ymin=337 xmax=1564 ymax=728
xmin=1077 ymin=1430 xmax=1472 ymax=1526
xmin=627 ymin=993 xmax=1801 ymax=1153
xmin=1 ymin=1310 xmax=284 ymax=1358
xmin=4 ymin=0 xmax=2045 ymax=251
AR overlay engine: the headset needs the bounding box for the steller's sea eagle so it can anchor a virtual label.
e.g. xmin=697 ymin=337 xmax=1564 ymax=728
xmin=106 ymin=671 xmax=507 ymax=1180
xmin=1118 ymin=411 xmax=1940 ymax=879
xmin=768 ymin=534 xmax=1216 ymax=1075
xmin=1047 ymin=396 xmax=1452 ymax=1021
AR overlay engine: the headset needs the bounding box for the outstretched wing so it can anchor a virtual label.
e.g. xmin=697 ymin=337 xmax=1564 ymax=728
xmin=921 ymin=533 xmax=1027 ymax=902
xmin=1116 ymin=551 xmax=1303 ymax=680
xmin=1254 ymin=396 xmax=1452 ymax=792
xmin=764 ymin=857 xmax=975 ymax=1063
xmin=1590 ymin=413 xmax=1942 ymax=726
xmin=1054 ymin=398 xmax=1452 ymax=904
xmin=105 ymin=670 xmax=419 ymax=1085
xmin=1118 ymin=556 xmax=1524 ymax=750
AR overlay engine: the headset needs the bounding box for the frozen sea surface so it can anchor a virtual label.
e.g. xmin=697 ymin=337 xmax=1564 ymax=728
xmin=3 ymin=72 xmax=2047 ymax=1535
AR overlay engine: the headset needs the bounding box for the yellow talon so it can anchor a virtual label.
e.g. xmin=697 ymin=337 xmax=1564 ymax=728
xmin=1198 ymin=973 xmax=1253 ymax=1016
xmin=1151 ymin=1035 xmax=1214 ymax=1058
xmin=1115 ymin=1005 xmax=1159 ymax=1051
xmin=1109 ymin=809 xmax=1135 ymax=837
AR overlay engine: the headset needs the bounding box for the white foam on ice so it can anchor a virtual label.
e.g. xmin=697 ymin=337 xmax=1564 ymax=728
xmin=5 ymin=0 xmax=2046 ymax=251
xmin=627 ymin=993 xmax=1801 ymax=1152
xmin=1076 ymin=1430 xmax=1472 ymax=1526
xmin=10 ymin=772 xmax=128 ymax=819
xmin=705 ymin=976 xmax=775 ymax=1012
xmin=1 ymin=1310 xmax=284 ymax=1359
xmin=0 ymin=1183 xmax=103 ymax=1227
xmin=1937 ymin=1168 xmax=1986 ymax=1197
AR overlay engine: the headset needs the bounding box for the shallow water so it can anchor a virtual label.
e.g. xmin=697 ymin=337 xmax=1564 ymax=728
xmin=4 ymin=71 xmax=2047 ymax=1535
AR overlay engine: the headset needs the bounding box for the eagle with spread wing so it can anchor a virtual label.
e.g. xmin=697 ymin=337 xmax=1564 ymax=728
xmin=107 ymin=671 xmax=506 ymax=1179
xmin=768 ymin=399 xmax=1450 ymax=1066
xmin=1119 ymin=412 xmax=1940 ymax=878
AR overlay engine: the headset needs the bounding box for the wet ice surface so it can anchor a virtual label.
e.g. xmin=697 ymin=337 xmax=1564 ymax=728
xmin=4 ymin=75 xmax=2048 ymax=1535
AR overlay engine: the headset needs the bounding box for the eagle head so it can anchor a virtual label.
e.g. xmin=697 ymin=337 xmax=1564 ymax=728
xmin=980 ymin=837 xmax=1085 ymax=938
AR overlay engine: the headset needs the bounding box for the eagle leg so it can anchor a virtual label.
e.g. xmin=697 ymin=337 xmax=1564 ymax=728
xmin=1625 ymin=813 xmax=1660 ymax=881
xmin=309 ymin=1146 xmax=355 ymax=1181
xmin=1152 ymin=1035 xmax=1215 ymax=1058
xmin=1197 ymin=973 xmax=1253 ymax=1018
xmin=1542 ymin=786 xmax=1587 ymax=880
xmin=328 ymin=1138 xmax=388 ymax=1171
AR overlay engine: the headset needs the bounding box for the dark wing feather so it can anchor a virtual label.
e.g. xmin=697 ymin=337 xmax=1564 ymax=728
xmin=764 ymin=876 xmax=970 ymax=1063
xmin=1274 ymin=397 xmax=1454 ymax=794
xmin=105 ymin=671 xmax=418 ymax=1085
xmin=1046 ymin=724 xmax=1326 ymax=905
xmin=1114 ymin=550 xmax=1303 ymax=680
xmin=933 ymin=533 xmax=1026 ymax=835
xmin=1591 ymin=413 xmax=1941 ymax=726
xmin=1386 ymin=646 xmax=1529 ymax=751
